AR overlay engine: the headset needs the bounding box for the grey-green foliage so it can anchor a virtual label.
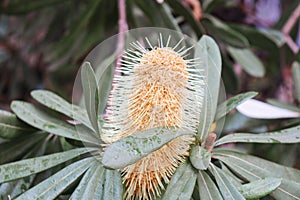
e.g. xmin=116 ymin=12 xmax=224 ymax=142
xmin=31 ymin=90 xmax=93 ymax=130
xmin=195 ymin=35 xmax=221 ymax=141
xmin=101 ymin=127 xmax=194 ymax=169
xmin=189 ymin=145 xmax=211 ymax=170
xmin=0 ymin=110 xmax=35 ymax=139
xmin=162 ymin=161 xmax=197 ymax=200
xmin=0 ymin=34 xmax=299 ymax=200
xmin=81 ymin=62 xmax=100 ymax=134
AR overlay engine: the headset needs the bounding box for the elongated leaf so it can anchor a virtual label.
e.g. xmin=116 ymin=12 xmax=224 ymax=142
xmin=165 ymin=0 xmax=203 ymax=37
xmin=229 ymin=23 xmax=279 ymax=50
xmin=210 ymin=165 xmax=245 ymax=200
xmin=81 ymin=62 xmax=100 ymax=134
xmin=0 ymin=141 xmax=46 ymax=199
xmin=237 ymin=99 xmax=300 ymax=119
xmin=162 ymin=161 xmax=197 ymax=200
xmin=271 ymin=179 xmax=300 ymax=200
xmin=0 ymin=0 xmax=69 ymax=14
xmin=267 ymin=99 xmax=300 ymax=112
xmin=203 ymin=0 xmax=239 ymax=13
xmin=259 ymin=29 xmax=285 ymax=47
xmin=222 ymin=111 xmax=278 ymax=133
xmin=203 ymin=15 xmax=249 ymax=48
xmin=46 ymin=0 xmax=100 ymax=61
xmin=161 ymin=3 xmax=182 ymax=32
xmin=197 ymin=170 xmax=223 ymax=200
xmin=189 ymin=145 xmax=211 ymax=170
xmin=11 ymin=101 xmax=99 ymax=144
xmin=70 ymin=162 xmax=105 ymax=199
xmin=221 ymin=53 xmax=239 ymax=93
xmin=215 ymin=124 xmax=300 ymax=146
xmin=31 ymin=90 xmax=92 ymax=129
xmin=215 ymin=91 xmax=258 ymax=121
xmin=227 ymin=46 xmax=265 ymax=77
xmin=214 ymin=149 xmax=300 ymax=183
xmin=214 ymin=149 xmax=300 ymax=199
xmin=95 ymin=55 xmax=115 ymax=115
xmin=0 ymin=133 xmax=45 ymax=164
xmin=70 ymin=162 xmax=104 ymax=200
xmin=102 ymin=169 xmax=123 ymax=200
xmin=15 ymin=157 xmax=94 ymax=200
xmin=239 ymin=178 xmax=281 ymax=199
xmin=102 ymin=127 xmax=194 ymax=169
xmin=195 ymin=35 xmax=221 ymax=141
xmin=133 ymin=0 xmax=181 ymax=31
xmin=0 ymin=110 xmax=34 ymax=139
xmin=0 ymin=147 xmax=96 ymax=183
xmin=219 ymin=162 xmax=243 ymax=188
xmin=292 ymin=62 xmax=300 ymax=103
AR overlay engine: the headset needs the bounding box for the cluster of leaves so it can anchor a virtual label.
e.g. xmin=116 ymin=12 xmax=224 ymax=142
xmin=0 ymin=0 xmax=300 ymax=199
xmin=0 ymin=0 xmax=299 ymax=105
xmin=0 ymin=35 xmax=299 ymax=200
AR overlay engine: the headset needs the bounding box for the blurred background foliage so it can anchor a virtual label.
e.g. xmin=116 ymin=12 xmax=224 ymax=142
xmin=0 ymin=0 xmax=299 ymax=168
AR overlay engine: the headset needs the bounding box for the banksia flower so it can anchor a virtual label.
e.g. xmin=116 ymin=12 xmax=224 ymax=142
xmin=101 ymin=34 xmax=204 ymax=200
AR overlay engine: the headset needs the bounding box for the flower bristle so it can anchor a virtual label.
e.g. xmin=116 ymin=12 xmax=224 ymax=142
xmin=102 ymin=34 xmax=204 ymax=200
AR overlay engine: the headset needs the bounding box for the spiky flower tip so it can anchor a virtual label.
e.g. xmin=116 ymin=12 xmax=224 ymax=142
xmin=102 ymin=34 xmax=204 ymax=200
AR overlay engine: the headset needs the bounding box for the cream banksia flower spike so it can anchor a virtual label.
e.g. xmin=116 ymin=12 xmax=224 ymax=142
xmin=101 ymin=33 xmax=205 ymax=200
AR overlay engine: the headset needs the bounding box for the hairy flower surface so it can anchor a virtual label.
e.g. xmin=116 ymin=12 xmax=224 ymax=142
xmin=102 ymin=34 xmax=204 ymax=200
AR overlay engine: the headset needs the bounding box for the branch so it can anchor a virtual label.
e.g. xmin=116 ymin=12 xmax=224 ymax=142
xmin=116 ymin=0 xmax=128 ymax=71
xmin=281 ymin=4 xmax=300 ymax=54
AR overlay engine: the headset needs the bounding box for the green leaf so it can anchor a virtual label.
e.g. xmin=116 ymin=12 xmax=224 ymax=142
xmin=31 ymin=90 xmax=93 ymax=130
xmin=210 ymin=165 xmax=245 ymax=200
xmin=203 ymin=0 xmax=239 ymax=13
xmin=259 ymin=29 xmax=285 ymax=47
xmin=214 ymin=149 xmax=300 ymax=199
xmin=215 ymin=125 xmax=300 ymax=146
xmin=271 ymin=179 xmax=300 ymax=200
xmin=222 ymin=111 xmax=278 ymax=133
xmin=70 ymin=162 xmax=105 ymax=199
xmin=160 ymin=3 xmax=182 ymax=32
xmin=81 ymin=62 xmax=100 ymax=134
xmin=133 ymin=0 xmax=180 ymax=31
xmin=162 ymin=161 xmax=197 ymax=200
xmin=214 ymin=149 xmax=300 ymax=183
xmin=227 ymin=46 xmax=265 ymax=77
xmin=0 ymin=110 xmax=35 ymax=139
xmin=189 ymin=145 xmax=211 ymax=170
xmin=0 ymin=0 xmax=69 ymax=14
xmin=0 ymin=133 xmax=45 ymax=164
xmin=0 ymin=141 xmax=46 ymax=199
xmin=197 ymin=170 xmax=223 ymax=200
xmin=15 ymin=157 xmax=95 ymax=200
xmin=221 ymin=53 xmax=239 ymax=93
xmin=267 ymin=99 xmax=300 ymax=112
xmin=229 ymin=24 xmax=280 ymax=50
xmin=292 ymin=61 xmax=300 ymax=103
xmin=95 ymin=55 xmax=115 ymax=115
xmin=219 ymin=162 xmax=243 ymax=188
xmin=203 ymin=15 xmax=249 ymax=48
xmin=239 ymin=178 xmax=281 ymax=199
xmin=165 ymin=0 xmax=203 ymax=37
xmin=11 ymin=101 xmax=99 ymax=145
xmin=215 ymin=91 xmax=258 ymax=121
xmin=196 ymin=35 xmax=221 ymax=141
xmin=72 ymin=165 xmax=123 ymax=200
xmin=46 ymin=0 xmax=100 ymax=61
xmin=102 ymin=169 xmax=123 ymax=200
xmin=102 ymin=127 xmax=194 ymax=169
xmin=0 ymin=147 xmax=96 ymax=183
